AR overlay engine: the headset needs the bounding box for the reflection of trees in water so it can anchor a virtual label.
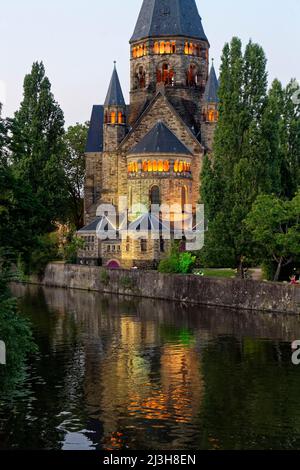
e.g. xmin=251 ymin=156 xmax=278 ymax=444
xmin=198 ymin=336 xmax=300 ymax=450
xmin=7 ymin=284 xmax=300 ymax=450
xmin=0 ymin=275 xmax=36 ymax=400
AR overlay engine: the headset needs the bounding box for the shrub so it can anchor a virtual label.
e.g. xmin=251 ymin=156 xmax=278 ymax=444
xmin=100 ymin=270 xmax=110 ymax=286
xmin=158 ymin=244 xmax=196 ymax=274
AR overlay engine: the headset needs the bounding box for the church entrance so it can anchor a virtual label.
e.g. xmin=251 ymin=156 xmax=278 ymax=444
xmin=106 ymin=260 xmax=120 ymax=269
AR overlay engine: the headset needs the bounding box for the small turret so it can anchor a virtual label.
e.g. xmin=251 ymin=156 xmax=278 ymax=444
xmin=201 ymin=61 xmax=219 ymax=151
xmin=103 ymin=62 xmax=127 ymax=151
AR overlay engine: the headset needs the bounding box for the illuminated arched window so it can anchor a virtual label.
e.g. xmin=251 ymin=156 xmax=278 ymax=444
xmin=184 ymin=42 xmax=189 ymax=55
xmin=160 ymin=41 xmax=165 ymax=54
xmin=189 ymin=43 xmax=194 ymax=55
xmin=143 ymin=161 xmax=148 ymax=172
xmin=158 ymin=160 xmax=164 ymax=172
xmin=118 ymin=112 xmax=122 ymax=124
xmin=152 ymin=160 xmax=158 ymax=172
xmin=110 ymin=112 xmax=116 ymax=124
xmin=133 ymin=47 xmax=137 ymax=58
xmin=154 ymin=42 xmax=159 ymax=54
xmin=165 ymin=42 xmax=171 ymax=54
xmin=174 ymin=160 xmax=179 ymax=173
xmin=150 ymin=185 xmax=160 ymax=205
xmin=163 ymin=160 xmax=170 ymax=172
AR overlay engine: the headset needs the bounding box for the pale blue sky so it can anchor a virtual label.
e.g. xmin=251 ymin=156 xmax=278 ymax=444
xmin=1 ymin=0 xmax=299 ymax=126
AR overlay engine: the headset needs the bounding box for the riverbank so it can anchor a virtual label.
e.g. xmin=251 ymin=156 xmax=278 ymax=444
xmin=25 ymin=263 xmax=300 ymax=314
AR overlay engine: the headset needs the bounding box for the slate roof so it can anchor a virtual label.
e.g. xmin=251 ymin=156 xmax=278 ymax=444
xmin=203 ymin=63 xmax=219 ymax=103
xmin=85 ymin=105 xmax=104 ymax=153
xmin=78 ymin=217 xmax=102 ymax=233
xmin=131 ymin=0 xmax=208 ymax=43
xmin=128 ymin=121 xmax=192 ymax=155
xmin=104 ymin=65 xmax=126 ymax=106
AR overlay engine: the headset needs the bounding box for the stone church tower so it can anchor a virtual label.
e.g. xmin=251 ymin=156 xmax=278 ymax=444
xmin=78 ymin=0 xmax=219 ymax=268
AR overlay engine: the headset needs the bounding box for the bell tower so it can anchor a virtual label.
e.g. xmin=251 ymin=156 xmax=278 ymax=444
xmin=129 ymin=0 xmax=210 ymax=134
xmin=103 ymin=62 xmax=127 ymax=152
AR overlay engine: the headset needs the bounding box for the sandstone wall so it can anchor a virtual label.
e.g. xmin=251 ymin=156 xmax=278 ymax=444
xmin=30 ymin=263 xmax=300 ymax=315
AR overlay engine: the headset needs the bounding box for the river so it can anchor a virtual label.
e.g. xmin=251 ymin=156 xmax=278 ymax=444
xmin=1 ymin=283 xmax=300 ymax=450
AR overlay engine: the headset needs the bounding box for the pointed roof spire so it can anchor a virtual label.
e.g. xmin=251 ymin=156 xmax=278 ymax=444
xmin=130 ymin=0 xmax=208 ymax=43
xmin=104 ymin=63 xmax=126 ymax=107
xmin=203 ymin=62 xmax=219 ymax=104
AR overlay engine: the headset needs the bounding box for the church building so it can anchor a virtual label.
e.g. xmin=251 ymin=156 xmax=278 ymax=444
xmin=77 ymin=0 xmax=219 ymax=269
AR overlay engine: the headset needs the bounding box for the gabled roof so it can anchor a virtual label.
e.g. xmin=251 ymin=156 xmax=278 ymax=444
xmin=128 ymin=212 xmax=171 ymax=233
xmin=128 ymin=121 xmax=192 ymax=155
xmin=85 ymin=106 xmax=104 ymax=153
xmin=78 ymin=217 xmax=102 ymax=233
xmin=203 ymin=63 xmax=219 ymax=104
xmin=131 ymin=0 xmax=208 ymax=43
xmin=104 ymin=64 xmax=125 ymax=106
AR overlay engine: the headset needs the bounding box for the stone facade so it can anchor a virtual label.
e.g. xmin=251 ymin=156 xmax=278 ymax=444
xmin=79 ymin=0 xmax=219 ymax=269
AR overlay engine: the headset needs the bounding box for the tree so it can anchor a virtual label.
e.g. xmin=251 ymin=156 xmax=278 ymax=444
xmin=280 ymin=80 xmax=300 ymax=198
xmin=62 ymin=123 xmax=88 ymax=229
xmin=201 ymin=38 xmax=275 ymax=276
xmin=10 ymin=62 xmax=67 ymax=233
xmin=245 ymin=193 xmax=300 ymax=281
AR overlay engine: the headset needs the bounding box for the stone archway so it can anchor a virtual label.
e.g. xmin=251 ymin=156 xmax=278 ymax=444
xmin=106 ymin=260 xmax=120 ymax=269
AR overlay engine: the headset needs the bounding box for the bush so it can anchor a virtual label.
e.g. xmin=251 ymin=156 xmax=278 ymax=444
xmin=100 ymin=270 xmax=110 ymax=286
xmin=158 ymin=245 xmax=196 ymax=274
xmin=62 ymin=234 xmax=85 ymax=264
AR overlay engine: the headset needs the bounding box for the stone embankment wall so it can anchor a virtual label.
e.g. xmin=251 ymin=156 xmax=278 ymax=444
xmin=27 ymin=263 xmax=300 ymax=314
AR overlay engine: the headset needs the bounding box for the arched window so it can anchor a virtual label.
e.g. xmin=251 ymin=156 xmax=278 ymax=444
xmin=104 ymin=111 xmax=108 ymax=124
xmin=160 ymin=41 xmax=165 ymax=54
xmin=118 ymin=112 xmax=124 ymax=124
xmin=141 ymin=239 xmax=147 ymax=252
xmin=135 ymin=66 xmax=146 ymax=89
xmin=157 ymin=64 xmax=175 ymax=86
xmin=186 ymin=64 xmax=199 ymax=87
xmin=110 ymin=112 xmax=116 ymax=124
xmin=150 ymin=185 xmax=160 ymax=205
xmin=154 ymin=42 xmax=159 ymax=54
xmin=181 ymin=186 xmax=188 ymax=211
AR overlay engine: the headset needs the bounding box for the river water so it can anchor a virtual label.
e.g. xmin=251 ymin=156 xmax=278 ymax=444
xmin=1 ymin=283 xmax=300 ymax=450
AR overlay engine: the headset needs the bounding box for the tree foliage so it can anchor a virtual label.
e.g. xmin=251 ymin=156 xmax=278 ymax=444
xmin=201 ymin=38 xmax=300 ymax=277
xmin=245 ymin=193 xmax=300 ymax=281
xmin=62 ymin=123 xmax=88 ymax=229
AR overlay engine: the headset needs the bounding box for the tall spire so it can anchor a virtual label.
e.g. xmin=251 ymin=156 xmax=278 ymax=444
xmin=130 ymin=0 xmax=208 ymax=43
xmin=203 ymin=62 xmax=219 ymax=103
xmin=104 ymin=63 xmax=126 ymax=106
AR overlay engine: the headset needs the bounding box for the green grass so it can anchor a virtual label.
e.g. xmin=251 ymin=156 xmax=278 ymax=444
xmin=196 ymin=268 xmax=236 ymax=279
